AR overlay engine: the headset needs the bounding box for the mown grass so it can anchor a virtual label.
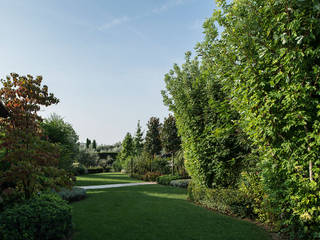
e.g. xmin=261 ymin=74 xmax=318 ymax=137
xmin=75 ymin=172 xmax=143 ymax=186
xmin=72 ymin=183 xmax=271 ymax=240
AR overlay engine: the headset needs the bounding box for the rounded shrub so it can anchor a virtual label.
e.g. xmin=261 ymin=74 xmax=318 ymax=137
xmin=0 ymin=193 xmax=73 ymax=240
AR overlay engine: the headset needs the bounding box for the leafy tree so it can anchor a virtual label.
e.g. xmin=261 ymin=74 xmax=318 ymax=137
xmin=86 ymin=138 xmax=91 ymax=149
xmin=144 ymin=117 xmax=162 ymax=157
xmin=92 ymin=139 xmax=97 ymax=150
xmin=119 ymin=133 xmax=135 ymax=168
xmin=162 ymin=53 xmax=249 ymax=188
xmin=161 ymin=114 xmax=181 ymax=175
xmin=161 ymin=114 xmax=181 ymax=154
xmin=41 ymin=113 xmax=79 ymax=170
xmin=134 ymin=120 xmax=144 ymax=155
xmin=78 ymin=150 xmax=98 ymax=168
xmin=196 ymin=0 xmax=320 ymax=237
xmin=0 ymin=73 xmax=72 ymax=201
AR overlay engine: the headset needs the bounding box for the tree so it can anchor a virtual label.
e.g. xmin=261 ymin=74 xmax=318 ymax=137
xmin=41 ymin=113 xmax=79 ymax=170
xmin=144 ymin=117 xmax=162 ymax=157
xmin=162 ymin=53 xmax=249 ymax=187
xmin=161 ymin=114 xmax=181 ymax=175
xmin=161 ymin=114 xmax=181 ymax=154
xmin=92 ymin=139 xmax=97 ymax=150
xmin=86 ymin=138 xmax=91 ymax=149
xmin=0 ymin=73 xmax=72 ymax=201
xmin=134 ymin=120 xmax=144 ymax=155
xmin=119 ymin=133 xmax=135 ymax=168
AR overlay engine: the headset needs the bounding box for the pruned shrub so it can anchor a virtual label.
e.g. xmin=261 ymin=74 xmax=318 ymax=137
xmin=87 ymin=166 xmax=104 ymax=174
xmin=170 ymin=179 xmax=191 ymax=188
xmin=58 ymin=187 xmax=87 ymax=202
xmin=72 ymin=164 xmax=88 ymax=176
xmin=143 ymin=172 xmax=161 ymax=182
xmin=0 ymin=193 xmax=73 ymax=240
xmin=187 ymin=180 xmax=254 ymax=218
xmin=156 ymin=174 xmax=181 ymax=185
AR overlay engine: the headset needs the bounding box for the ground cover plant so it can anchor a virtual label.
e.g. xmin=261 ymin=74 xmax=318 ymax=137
xmin=75 ymin=172 xmax=143 ymax=186
xmin=72 ymin=184 xmax=271 ymax=240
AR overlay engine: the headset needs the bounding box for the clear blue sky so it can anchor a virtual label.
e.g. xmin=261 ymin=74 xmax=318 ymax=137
xmin=0 ymin=0 xmax=216 ymax=144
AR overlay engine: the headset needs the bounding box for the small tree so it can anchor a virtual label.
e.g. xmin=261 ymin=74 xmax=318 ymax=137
xmin=119 ymin=133 xmax=135 ymax=171
xmin=134 ymin=120 xmax=144 ymax=156
xmin=0 ymin=73 xmax=72 ymax=201
xmin=144 ymin=117 xmax=162 ymax=171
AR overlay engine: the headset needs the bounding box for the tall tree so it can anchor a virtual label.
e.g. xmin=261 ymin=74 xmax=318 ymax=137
xmin=119 ymin=133 xmax=135 ymax=165
xmin=161 ymin=114 xmax=181 ymax=154
xmin=86 ymin=138 xmax=91 ymax=149
xmin=144 ymin=117 xmax=162 ymax=157
xmin=92 ymin=139 xmax=97 ymax=150
xmin=0 ymin=73 xmax=72 ymax=201
xmin=134 ymin=120 xmax=144 ymax=155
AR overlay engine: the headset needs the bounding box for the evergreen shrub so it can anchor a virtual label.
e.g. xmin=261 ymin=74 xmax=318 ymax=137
xmin=0 ymin=193 xmax=73 ymax=240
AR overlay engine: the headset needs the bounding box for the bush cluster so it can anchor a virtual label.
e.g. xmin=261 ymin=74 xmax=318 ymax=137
xmin=142 ymin=172 xmax=161 ymax=182
xmin=187 ymin=180 xmax=254 ymax=218
xmin=156 ymin=175 xmax=181 ymax=185
xmin=72 ymin=164 xmax=88 ymax=176
xmin=58 ymin=187 xmax=87 ymax=202
xmin=170 ymin=179 xmax=190 ymax=188
xmin=0 ymin=193 xmax=73 ymax=240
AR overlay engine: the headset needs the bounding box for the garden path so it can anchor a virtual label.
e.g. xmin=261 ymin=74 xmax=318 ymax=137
xmin=79 ymin=182 xmax=156 ymax=190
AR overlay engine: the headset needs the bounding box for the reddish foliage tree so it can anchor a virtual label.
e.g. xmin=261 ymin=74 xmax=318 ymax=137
xmin=0 ymin=73 xmax=72 ymax=202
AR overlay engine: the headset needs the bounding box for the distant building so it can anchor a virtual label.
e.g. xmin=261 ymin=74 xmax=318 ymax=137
xmin=0 ymin=102 xmax=9 ymax=118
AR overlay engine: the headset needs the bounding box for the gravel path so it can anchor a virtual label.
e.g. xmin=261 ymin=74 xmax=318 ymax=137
xmin=79 ymin=182 xmax=157 ymax=190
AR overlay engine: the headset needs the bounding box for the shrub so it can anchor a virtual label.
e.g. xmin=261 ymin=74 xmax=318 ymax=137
xmin=87 ymin=166 xmax=104 ymax=174
xmin=0 ymin=193 xmax=73 ymax=240
xmin=187 ymin=180 xmax=254 ymax=218
xmin=58 ymin=187 xmax=87 ymax=202
xmin=112 ymin=159 xmax=122 ymax=172
xmin=156 ymin=174 xmax=181 ymax=185
xmin=143 ymin=172 xmax=161 ymax=182
xmin=72 ymin=164 xmax=88 ymax=176
xmin=170 ymin=179 xmax=191 ymax=188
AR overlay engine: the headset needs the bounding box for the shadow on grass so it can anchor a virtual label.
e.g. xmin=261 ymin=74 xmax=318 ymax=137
xmin=72 ymin=184 xmax=271 ymax=240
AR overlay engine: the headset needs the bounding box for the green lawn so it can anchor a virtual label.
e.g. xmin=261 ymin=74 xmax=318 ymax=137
xmin=75 ymin=172 xmax=143 ymax=186
xmin=72 ymin=175 xmax=271 ymax=240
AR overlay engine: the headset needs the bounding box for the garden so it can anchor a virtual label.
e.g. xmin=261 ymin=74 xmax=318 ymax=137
xmin=1 ymin=0 xmax=320 ymax=239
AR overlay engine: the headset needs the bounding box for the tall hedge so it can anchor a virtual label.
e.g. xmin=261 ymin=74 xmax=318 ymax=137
xmin=162 ymin=53 xmax=250 ymax=188
xmin=197 ymin=0 xmax=320 ymax=238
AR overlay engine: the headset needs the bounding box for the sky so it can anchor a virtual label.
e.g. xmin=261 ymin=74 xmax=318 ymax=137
xmin=0 ymin=0 xmax=216 ymax=145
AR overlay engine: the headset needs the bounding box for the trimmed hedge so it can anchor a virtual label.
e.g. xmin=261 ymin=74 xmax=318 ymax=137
xmin=58 ymin=187 xmax=87 ymax=202
xmin=187 ymin=180 xmax=254 ymax=218
xmin=156 ymin=175 xmax=181 ymax=185
xmin=170 ymin=179 xmax=191 ymax=188
xmin=0 ymin=193 xmax=73 ymax=240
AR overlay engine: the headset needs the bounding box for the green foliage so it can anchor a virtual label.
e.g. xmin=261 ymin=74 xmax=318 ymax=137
xmin=78 ymin=150 xmax=98 ymax=168
xmin=119 ymin=133 xmax=135 ymax=168
xmin=170 ymin=179 xmax=191 ymax=188
xmin=134 ymin=120 xmax=144 ymax=155
xmin=72 ymin=164 xmax=88 ymax=176
xmin=58 ymin=187 xmax=87 ymax=202
xmin=197 ymin=0 xmax=320 ymax=237
xmin=187 ymin=180 xmax=253 ymax=218
xmin=0 ymin=73 xmax=72 ymax=201
xmin=92 ymin=139 xmax=97 ymax=150
xmin=161 ymin=114 xmax=181 ymax=154
xmin=86 ymin=138 xmax=91 ymax=149
xmin=0 ymin=193 xmax=72 ymax=240
xmin=112 ymin=159 xmax=122 ymax=172
xmin=162 ymin=53 xmax=250 ymax=188
xmin=144 ymin=117 xmax=162 ymax=157
xmin=41 ymin=113 xmax=79 ymax=171
xmin=156 ymin=174 xmax=181 ymax=185
xmin=142 ymin=171 xmax=161 ymax=182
